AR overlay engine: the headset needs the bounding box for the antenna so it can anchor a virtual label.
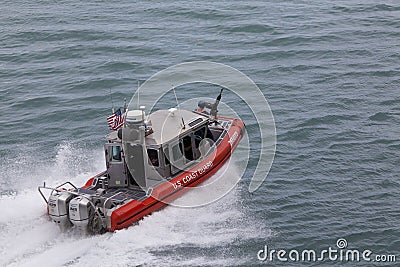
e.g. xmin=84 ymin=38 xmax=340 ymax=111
xmin=172 ymin=85 xmax=186 ymax=129
xmin=110 ymin=88 xmax=114 ymax=113
xmin=172 ymin=85 xmax=180 ymax=110
xmin=137 ymin=80 xmax=140 ymax=109
xmin=181 ymin=117 xmax=186 ymax=129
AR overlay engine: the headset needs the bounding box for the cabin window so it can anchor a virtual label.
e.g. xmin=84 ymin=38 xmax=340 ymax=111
xmin=147 ymin=149 xmax=159 ymax=167
xmin=206 ymin=126 xmax=214 ymax=141
xmin=111 ymin=146 xmax=122 ymax=161
xmin=182 ymin=135 xmax=193 ymax=160
xmin=194 ymin=127 xmax=206 ymax=148
xmin=172 ymin=142 xmax=183 ymax=162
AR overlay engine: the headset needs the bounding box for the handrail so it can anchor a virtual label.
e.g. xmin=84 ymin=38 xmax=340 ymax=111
xmin=37 ymin=181 xmax=77 ymax=204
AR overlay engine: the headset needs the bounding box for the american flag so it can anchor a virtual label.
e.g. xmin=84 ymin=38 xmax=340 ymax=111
xmin=107 ymin=108 xmax=125 ymax=130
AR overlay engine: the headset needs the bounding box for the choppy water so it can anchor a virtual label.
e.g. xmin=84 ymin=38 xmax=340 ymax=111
xmin=1 ymin=0 xmax=399 ymax=266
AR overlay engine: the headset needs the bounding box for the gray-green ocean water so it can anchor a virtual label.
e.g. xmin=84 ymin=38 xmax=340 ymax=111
xmin=0 ymin=0 xmax=399 ymax=266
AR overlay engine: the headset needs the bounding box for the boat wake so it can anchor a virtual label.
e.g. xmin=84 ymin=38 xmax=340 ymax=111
xmin=0 ymin=144 xmax=270 ymax=266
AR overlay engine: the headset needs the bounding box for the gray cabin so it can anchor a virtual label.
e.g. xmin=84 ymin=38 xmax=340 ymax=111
xmin=102 ymin=108 xmax=225 ymax=193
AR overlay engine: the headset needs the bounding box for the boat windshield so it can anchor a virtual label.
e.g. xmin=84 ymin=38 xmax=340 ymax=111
xmin=112 ymin=146 xmax=122 ymax=161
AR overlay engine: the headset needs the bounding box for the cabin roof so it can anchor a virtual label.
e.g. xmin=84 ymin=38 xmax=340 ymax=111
xmin=105 ymin=109 xmax=209 ymax=146
xmin=145 ymin=109 xmax=208 ymax=146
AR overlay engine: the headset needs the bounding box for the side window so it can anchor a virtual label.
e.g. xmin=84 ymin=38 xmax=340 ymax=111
xmin=194 ymin=127 xmax=206 ymax=148
xmin=182 ymin=135 xmax=193 ymax=161
xmin=172 ymin=142 xmax=183 ymax=162
xmin=147 ymin=149 xmax=159 ymax=167
xmin=206 ymin=126 xmax=214 ymax=141
xmin=111 ymin=146 xmax=122 ymax=161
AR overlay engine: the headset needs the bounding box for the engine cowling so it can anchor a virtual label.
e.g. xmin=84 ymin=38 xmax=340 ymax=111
xmin=68 ymin=196 xmax=104 ymax=234
xmin=48 ymin=191 xmax=74 ymax=230
xmin=69 ymin=196 xmax=92 ymax=228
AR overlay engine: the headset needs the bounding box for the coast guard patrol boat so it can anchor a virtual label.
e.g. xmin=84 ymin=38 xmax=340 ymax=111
xmin=38 ymin=89 xmax=245 ymax=233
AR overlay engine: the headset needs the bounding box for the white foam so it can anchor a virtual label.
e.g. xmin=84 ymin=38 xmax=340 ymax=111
xmin=0 ymin=144 xmax=270 ymax=266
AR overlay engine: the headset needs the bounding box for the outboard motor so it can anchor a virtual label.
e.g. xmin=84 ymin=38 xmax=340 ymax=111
xmin=48 ymin=191 xmax=74 ymax=230
xmin=69 ymin=196 xmax=93 ymax=228
xmin=69 ymin=196 xmax=104 ymax=234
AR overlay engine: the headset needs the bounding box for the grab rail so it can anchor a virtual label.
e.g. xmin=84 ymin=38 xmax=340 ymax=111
xmin=37 ymin=181 xmax=77 ymax=204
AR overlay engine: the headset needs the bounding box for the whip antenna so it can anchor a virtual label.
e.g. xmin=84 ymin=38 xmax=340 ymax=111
xmin=137 ymin=80 xmax=140 ymax=109
xmin=110 ymin=88 xmax=114 ymax=113
xmin=172 ymin=85 xmax=186 ymax=129
xmin=172 ymin=85 xmax=180 ymax=110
